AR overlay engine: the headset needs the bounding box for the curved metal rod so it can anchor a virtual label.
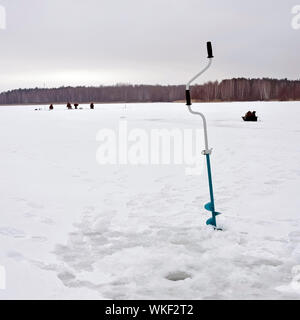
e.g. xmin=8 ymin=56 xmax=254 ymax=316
xmin=186 ymin=58 xmax=213 ymax=153
xmin=186 ymin=58 xmax=212 ymax=91
xmin=187 ymin=105 xmax=209 ymax=152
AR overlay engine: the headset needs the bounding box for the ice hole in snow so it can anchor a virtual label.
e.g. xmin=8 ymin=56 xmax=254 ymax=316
xmin=166 ymin=271 xmax=192 ymax=281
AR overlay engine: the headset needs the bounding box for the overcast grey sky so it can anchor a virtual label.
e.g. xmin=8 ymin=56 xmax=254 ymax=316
xmin=0 ymin=0 xmax=299 ymax=92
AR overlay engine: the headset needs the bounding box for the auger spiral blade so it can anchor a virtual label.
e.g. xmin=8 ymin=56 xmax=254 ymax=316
xmin=204 ymin=202 xmax=222 ymax=229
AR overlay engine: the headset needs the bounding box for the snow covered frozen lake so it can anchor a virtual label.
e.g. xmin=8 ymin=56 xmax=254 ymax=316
xmin=0 ymin=101 xmax=300 ymax=299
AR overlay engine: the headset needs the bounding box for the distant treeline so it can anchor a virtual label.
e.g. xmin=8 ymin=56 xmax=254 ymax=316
xmin=0 ymin=78 xmax=300 ymax=105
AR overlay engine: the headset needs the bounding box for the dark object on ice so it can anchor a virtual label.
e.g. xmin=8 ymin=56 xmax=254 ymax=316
xmin=166 ymin=271 xmax=192 ymax=282
xmin=67 ymin=102 xmax=72 ymax=110
xmin=49 ymin=104 xmax=54 ymax=110
xmin=90 ymin=103 xmax=94 ymax=110
xmin=74 ymin=103 xmax=79 ymax=109
xmin=242 ymin=110 xmax=258 ymax=122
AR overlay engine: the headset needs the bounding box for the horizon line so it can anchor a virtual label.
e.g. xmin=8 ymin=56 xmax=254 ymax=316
xmin=1 ymin=77 xmax=300 ymax=95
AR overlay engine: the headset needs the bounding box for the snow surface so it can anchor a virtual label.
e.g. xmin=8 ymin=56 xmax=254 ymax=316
xmin=0 ymin=101 xmax=300 ymax=300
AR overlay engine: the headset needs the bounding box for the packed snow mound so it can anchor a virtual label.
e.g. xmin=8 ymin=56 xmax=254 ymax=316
xmin=0 ymin=101 xmax=300 ymax=299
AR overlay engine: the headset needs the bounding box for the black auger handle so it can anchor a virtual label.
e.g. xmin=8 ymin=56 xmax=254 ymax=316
xmin=207 ymin=41 xmax=214 ymax=59
xmin=186 ymin=90 xmax=191 ymax=106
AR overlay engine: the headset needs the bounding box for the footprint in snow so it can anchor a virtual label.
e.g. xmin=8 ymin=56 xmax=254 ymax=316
xmin=27 ymin=202 xmax=44 ymax=209
xmin=6 ymin=250 xmax=25 ymax=261
xmin=41 ymin=217 xmax=55 ymax=225
xmin=0 ymin=227 xmax=26 ymax=238
xmin=31 ymin=236 xmax=48 ymax=242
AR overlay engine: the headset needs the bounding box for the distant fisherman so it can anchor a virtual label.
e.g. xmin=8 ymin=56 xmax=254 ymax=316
xmin=242 ymin=110 xmax=258 ymax=122
xmin=245 ymin=111 xmax=252 ymax=118
xmin=67 ymin=102 xmax=72 ymax=110
xmin=49 ymin=104 xmax=54 ymax=110
xmin=74 ymin=103 xmax=79 ymax=109
xmin=90 ymin=103 xmax=94 ymax=109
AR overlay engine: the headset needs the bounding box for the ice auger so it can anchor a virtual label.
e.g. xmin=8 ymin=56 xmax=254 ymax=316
xmin=186 ymin=42 xmax=222 ymax=229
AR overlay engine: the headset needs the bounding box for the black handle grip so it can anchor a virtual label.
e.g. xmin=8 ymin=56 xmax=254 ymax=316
xmin=186 ymin=90 xmax=191 ymax=106
xmin=207 ymin=41 xmax=214 ymax=58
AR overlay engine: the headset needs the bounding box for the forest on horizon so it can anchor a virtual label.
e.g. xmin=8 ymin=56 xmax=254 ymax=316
xmin=0 ymin=78 xmax=299 ymax=105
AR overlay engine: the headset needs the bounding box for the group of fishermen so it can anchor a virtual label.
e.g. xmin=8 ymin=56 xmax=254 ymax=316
xmin=48 ymin=104 xmax=258 ymax=121
xmin=49 ymin=103 xmax=95 ymax=110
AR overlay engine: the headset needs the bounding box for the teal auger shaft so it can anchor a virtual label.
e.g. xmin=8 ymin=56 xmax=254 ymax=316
xmin=205 ymin=154 xmax=216 ymax=227
xmin=204 ymin=153 xmax=222 ymax=228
